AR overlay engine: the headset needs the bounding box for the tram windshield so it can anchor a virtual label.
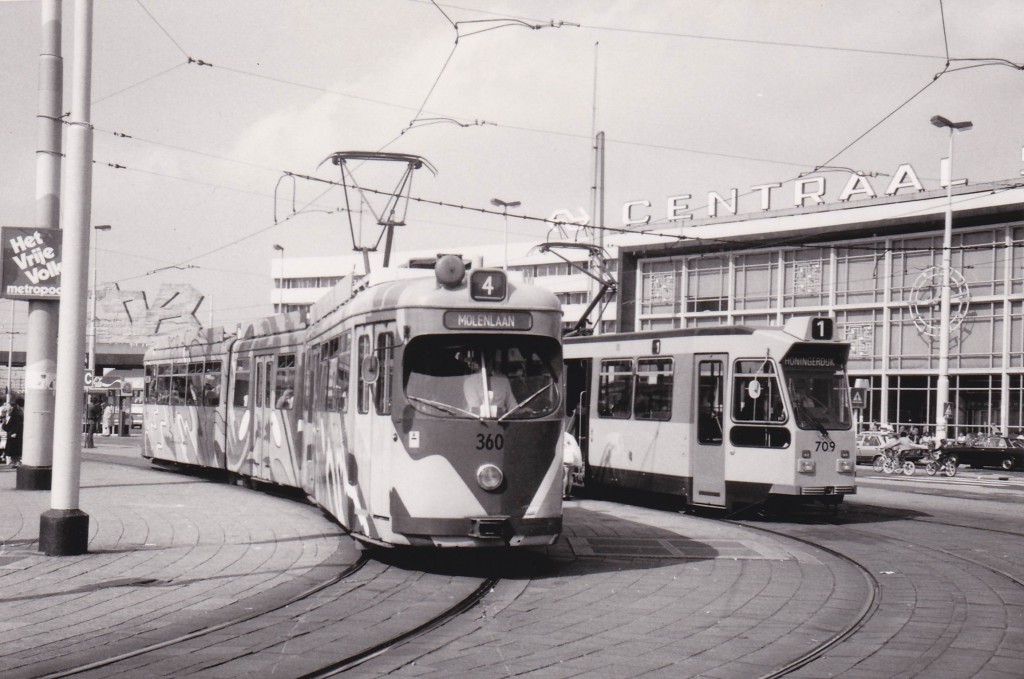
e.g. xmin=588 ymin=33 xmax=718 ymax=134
xmin=781 ymin=347 xmax=852 ymax=432
xmin=403 ymin=335 xmax=560 ymax=420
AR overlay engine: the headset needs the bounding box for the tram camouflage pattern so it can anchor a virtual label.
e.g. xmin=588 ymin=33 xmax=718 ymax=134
xmin=142 ymin=261 xmax=564 ymax=547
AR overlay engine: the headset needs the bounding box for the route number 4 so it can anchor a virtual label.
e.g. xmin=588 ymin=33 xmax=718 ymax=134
xmin=470 ymin=270 xmax=507 ymax=301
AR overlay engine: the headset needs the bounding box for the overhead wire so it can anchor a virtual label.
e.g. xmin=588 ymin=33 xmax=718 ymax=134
xmin=89 ymin=1 xmax=1024 ymax=293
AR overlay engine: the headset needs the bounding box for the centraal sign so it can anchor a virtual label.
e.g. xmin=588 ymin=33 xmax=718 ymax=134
xmin=1 ymin=227 xmax=63 ymax=300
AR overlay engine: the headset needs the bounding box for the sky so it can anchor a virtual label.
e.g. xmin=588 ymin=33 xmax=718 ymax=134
xmin=1 ymin=0 xmax=1022 ymax=333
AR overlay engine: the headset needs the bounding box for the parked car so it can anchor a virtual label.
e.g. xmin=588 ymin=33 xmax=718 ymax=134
xmin=941 ymin=436 xmax=1024 ymax=471
xmin=856 ymin=430 xmax=889 ymax=465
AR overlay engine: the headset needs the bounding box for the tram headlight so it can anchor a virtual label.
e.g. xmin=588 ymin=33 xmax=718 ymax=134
xmin=836 ymin=459 xmax=855 ymax=474
xmin=476 ymin=464 xmax=504 ymax=491
xmin=797 ymin=459 xmax=816 ymax=474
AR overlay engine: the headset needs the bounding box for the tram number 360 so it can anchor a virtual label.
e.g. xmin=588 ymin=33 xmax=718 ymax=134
xmin=476 ymin=433 xmax=505 ymax=450
xmin=815 ymin=440 xmax=836 ymax=452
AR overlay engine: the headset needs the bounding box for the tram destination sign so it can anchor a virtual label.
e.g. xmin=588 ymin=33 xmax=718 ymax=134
xmin=444 ymin=310 xmax=533 ymax=331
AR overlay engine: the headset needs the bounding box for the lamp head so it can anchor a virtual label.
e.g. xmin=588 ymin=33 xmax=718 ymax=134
xmin=490 ymin=198 xmax=521 ymax=209
xmin=273 ymin=244 xmax=284 ymax=252
xmin=931 ymin=115 xmax=973 ymax=131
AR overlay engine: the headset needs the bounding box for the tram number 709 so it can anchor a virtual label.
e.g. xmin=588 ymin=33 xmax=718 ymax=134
xmin=815 ymin=440 xmax=836 ymax=452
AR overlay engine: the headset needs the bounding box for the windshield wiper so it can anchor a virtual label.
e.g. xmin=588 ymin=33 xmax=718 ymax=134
xmin=498 ymin=384 xmax=555 ymax=422
xmin=407 ymin=395 xmax=483 ymax=422
xmin=794 ymin=400 xmax=831 ymax=440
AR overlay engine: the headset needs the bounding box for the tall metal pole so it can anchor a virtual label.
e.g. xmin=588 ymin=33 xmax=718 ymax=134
xmin=87 ymin=224 xmax=110 ymax=374
xmin=19 ymin=0 xmax=63 ymax=491
xmin=39 ymin=0 xmax=94 ymax=556
xmin=6 ymin=301 xmax=14 ymax=403
xmin=936 ymin=129 xmax=954 ymax=442
xmin=273 ymin=244 xmax=284 ymax=312
xmin=489 ymin=199 xmax=520 ymax=270
xmin=930 ymin=114 xmax=972 ymax=442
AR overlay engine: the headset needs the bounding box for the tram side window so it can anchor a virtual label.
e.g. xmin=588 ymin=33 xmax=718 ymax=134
xmin=375 ymin=332 xmax=394 ymax=416
xmin=336 ymin=333 xmax=351 ymax=412
xmin=233 ymin=357 xmax=251 ymax=407
xmin=303 ymin=349 xmax=315 ymax=413
xmin=171 ymin=364 xmax=187 ymax=405
xmin=732 ymin=360 xmax=785 ymax=423
xmin=275 ymin=354 xmax=296 ymax=409
xmin=186 ymin=362 xmax=203 ymax=405
xmin=155 ymin=364 xmax=172 ymax=404
xmin=357 ymin=334 xmax=371 ymax=414
xmin=634 ymin=358 xmax=673 ymax=421
xmin=144 ymin=365 xmax=158 ymax=404
xmin=598 ymin=359 xmax=633 ymax=419
xmin=731 ymin=359 xmax=790 ymax=448
xmin=697 ymin=360 xmax=724 ymax=444
xmin=203 ymin=362 xmax=222 ymax=407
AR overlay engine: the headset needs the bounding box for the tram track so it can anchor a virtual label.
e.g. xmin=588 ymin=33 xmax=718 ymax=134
xmin=724 ymin=519 xmax=883 ymax=679
xmin=33 ymin=455 xmax=504 ymax=679
xmin=733 ymin=499 xmax=1024 ymax=678
xmin=39 ymin=546 xmax=502 ymax=678
xmin=39 ymin=556 xmax=371 ymax=679
xmin=297 ymin=574 xmax=499 ymax=678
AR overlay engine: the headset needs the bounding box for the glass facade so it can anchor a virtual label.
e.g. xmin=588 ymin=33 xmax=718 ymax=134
xmin=634 ymin=219 xmax=1024 ymax=439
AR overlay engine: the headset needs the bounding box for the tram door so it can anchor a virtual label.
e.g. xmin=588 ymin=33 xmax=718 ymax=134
xmin=564 ymin=359 xmax=591 ymax=464
xmin=252 ymin=354 xmax=276 ymax=479
xmin=693 ymin=355 xmax=727 ymax=508
xmin=355 ymin=323 xmax=397 ymax=517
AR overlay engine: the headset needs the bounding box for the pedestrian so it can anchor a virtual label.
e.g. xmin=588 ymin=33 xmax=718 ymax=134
xmin=102 ymin=401 xmax=115 ymax=436
xmin=85 ymin=398 xmax=103 ymax=448
xmin=3 ymin=397 xmax=24 ymax=467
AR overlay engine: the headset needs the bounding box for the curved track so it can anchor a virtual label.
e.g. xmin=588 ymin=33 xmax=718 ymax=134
xmin=736 ymin=492 xmax=1024 ymax=678
xmin=44 ymin=554 xmax=498 ymax=678
xmin=11 ymin=451 xmax=1021 ymax=678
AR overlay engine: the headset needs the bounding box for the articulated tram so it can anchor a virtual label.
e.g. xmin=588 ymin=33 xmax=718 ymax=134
xmin=143 ymin=255 xmax=565 ymax=547
xmin=564 ymin=317 xmax=856 ymax=513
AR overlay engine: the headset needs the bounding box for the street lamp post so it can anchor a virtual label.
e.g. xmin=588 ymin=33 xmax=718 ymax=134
xmin=6 ymin=300 xmax=15 ymax=404
xmin=490 ymin=198 xmax=521 ymax=270
xmin=273 ymin=244 xmax=284 ymax=313
xmin=87 ymin=224 xmax=111 ymax=376
xmin=930 ymin=115 xmax=972 ymax=442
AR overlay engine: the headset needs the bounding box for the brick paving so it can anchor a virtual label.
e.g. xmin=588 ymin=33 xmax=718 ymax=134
xmin=3 ymin=442 xmax=1018 ymax=678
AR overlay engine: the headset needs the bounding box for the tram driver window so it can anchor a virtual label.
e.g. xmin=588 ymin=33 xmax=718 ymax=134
xmin=403 ymin=336 xmax=560 ymax=420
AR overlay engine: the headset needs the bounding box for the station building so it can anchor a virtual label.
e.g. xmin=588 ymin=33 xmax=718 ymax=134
xmin=273 ymin=176 xmax=1024 ymax=439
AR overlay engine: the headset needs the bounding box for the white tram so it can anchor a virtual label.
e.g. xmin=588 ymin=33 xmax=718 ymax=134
xmin=563 ymin=317 xmax=856 ymax=513
xmin=143 ymin=255 xmax=565 ymax=547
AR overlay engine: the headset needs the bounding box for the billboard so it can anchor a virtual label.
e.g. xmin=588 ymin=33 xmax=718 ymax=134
xmin=1 ymin=227 xmax=63 ymax=300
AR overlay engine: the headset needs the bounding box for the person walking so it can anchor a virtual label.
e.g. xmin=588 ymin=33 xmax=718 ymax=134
xmin=102 ymin=402 xmax=115 ymax=436
xmin=3 ymin=397 xmax=24 ymax=467
xmin=85 ymin=398 xmax=103 ymax=449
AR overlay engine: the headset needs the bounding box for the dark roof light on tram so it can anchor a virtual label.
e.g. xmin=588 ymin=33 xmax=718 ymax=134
xmin=435 ymin=254 xmax=466 ymax=288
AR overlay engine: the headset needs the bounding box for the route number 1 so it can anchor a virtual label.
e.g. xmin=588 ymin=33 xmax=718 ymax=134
xmin=811 ymin=317 xmax=833 ymax=340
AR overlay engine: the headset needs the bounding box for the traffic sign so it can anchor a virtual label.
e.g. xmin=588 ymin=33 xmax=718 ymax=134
xmin=850 ymin=387 xmax=865 ymax=410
